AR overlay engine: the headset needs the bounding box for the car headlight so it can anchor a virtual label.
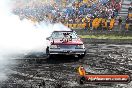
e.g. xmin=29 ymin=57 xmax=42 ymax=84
xmin=76 ymin=45 xmax=84 ymax=49
xmin=50 ymin=45 xmax=58 ymax=49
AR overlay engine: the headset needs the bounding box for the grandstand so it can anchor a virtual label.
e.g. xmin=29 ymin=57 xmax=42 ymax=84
xmin=118 ymin=0 xmax=131 ymax=17
xmin=60 ymin=0 xmax=132 ymax=31
xmin=13 ymin=0 xmax=132 ymax=31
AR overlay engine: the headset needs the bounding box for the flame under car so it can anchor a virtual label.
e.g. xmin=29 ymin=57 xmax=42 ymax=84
xmin=46 ymin=31 xmax=86 ymax=58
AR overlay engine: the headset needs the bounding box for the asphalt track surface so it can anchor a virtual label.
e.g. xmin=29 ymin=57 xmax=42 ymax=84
xmin=0 ymin=43 xmax=132 ymax=88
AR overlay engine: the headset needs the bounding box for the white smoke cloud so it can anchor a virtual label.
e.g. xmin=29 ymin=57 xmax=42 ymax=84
xmin=0 ymin=0 xmax=70 ymax=81
xmin=0 ymin=0 xmax=70 ymax=54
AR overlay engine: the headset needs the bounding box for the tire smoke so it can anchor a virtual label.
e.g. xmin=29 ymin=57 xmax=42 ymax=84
xmin=0 ymin=0 xmax=70 ymax=81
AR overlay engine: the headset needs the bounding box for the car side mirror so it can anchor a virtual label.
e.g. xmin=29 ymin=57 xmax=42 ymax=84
xmin=46 ymin=37 xmax=50 ymax=40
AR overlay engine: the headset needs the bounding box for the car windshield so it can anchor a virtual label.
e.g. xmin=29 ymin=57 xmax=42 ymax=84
xmin=51 ymin=31 xmax=78 ymax=39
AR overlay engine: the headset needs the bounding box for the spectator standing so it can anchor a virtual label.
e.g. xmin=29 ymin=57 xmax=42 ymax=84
xmin=118 ymin=16 xmax=122 ymax=30
xmin=125 ymin=17 xmax=130 ymax=31
xmin=85 ymin=19 xmax=89 ymax=30
xmin=107 ymin=17 xmax=111 ymax=30
xmin=90 ymin=18 xmax=93 ymax=30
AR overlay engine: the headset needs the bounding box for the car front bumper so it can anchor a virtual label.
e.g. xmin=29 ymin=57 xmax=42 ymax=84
xmin=49 ymin=48 xmax=86 ymax=55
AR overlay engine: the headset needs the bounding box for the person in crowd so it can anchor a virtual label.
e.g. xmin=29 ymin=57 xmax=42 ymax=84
xmin=125 ymin=17 xmax=130 ymax=31
xmin=110 ymin=18 xmax=115 ymax=30
xmin=102 ymin=18 xmax=107 ymax=30
xmin=118 ymin=16 xmax=122 ymax=30
xmin=107 ymin=17 xmax=111 ymax=30
xmin=90 ymin=18 xmax=93 ymax=30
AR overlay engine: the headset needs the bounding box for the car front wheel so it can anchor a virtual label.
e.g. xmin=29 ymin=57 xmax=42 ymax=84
xmin=46 ymin=47 xmax=49 ymax=55
xmin=46 ymin=47 xmax=51 ymax=58
xmin=46 ymin=47 xmax=54 ymax=59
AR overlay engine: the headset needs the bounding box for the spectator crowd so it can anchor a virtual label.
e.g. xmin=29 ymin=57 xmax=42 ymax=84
xmin=13 ymin=0 xmax=132 ymax=30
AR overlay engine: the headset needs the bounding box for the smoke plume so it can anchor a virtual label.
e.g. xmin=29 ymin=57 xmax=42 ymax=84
xmin=0 ymin=0 xmax=70 ymax=81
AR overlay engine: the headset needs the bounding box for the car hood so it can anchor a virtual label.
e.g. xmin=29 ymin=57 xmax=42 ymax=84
xmin=50 ymin=39 xmax=83 ymax=45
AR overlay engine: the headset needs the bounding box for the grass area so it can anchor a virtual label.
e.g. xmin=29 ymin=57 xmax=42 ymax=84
xmin=80 ymin=35 xmax=132 ymax=39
